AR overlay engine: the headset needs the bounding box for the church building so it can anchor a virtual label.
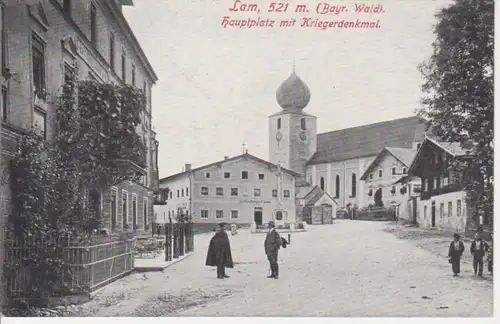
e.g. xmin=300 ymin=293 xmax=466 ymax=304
xmin=269 ymin=68 xmax=429 ymax=212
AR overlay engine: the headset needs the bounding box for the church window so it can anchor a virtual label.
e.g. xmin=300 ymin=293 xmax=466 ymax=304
xmin=224 ymin=172 xmax=231 ymax=179
xmin=201 ymin=187 xmax=208 ymax=196
xmin=186 ymin=188 xmax=189 ymax=196
xmin=277 ymin=118 xmax=281 ymax=130
xmin=335 ymin=175 xmax=340 ymax=198
xmin=216 ymin=187 xmax=224 ymax=196
xmin=320 ymin=177 xmax=325 ymax=190
xmin=351 ymin=173 xmax=357 ymax=197
xmin=258 ymin=173 xmax=265 ymax=180
xmin=205 ymin=172 xmax=211 ymax=179
xmin=241 ymin=171 xmax=248 ymax=179
xmin=272 ymin=189 xmax=277 ymax=197
xmin=378 ymin=169 xmax=383 ymax=178
xmin=230 ymin=188 xmax=238 ymax=196
xmin=181 ymin=189 xmax=184 ymax=197
xmin=283 ymin=189 xmax=290 ymax=198
xmin=301 ymin=118 xmax=306 ymax=130
xmin=177 ymin=190 xmax=179 ymax=198
xmin=254 ymin=188 xmax=261 ymax=197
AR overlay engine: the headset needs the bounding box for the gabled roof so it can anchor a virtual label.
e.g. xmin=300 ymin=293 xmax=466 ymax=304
xmin=159 ymin=153 xmax=301 ymax=182
xmin=295 ymin=185 xmax=337 ymax=205
xmin=360 ymin=147 xmax=417 ymax=180
xmin=307 ymin=116 xmax=428 ymax=165
xmin=405 ymin=136 xmax=472 ymax=179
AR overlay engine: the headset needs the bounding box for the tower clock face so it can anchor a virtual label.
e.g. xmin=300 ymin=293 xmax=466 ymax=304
xmin=276 ymin=131 xmax=283 ymax=142
xmin=299 ymin=131 xmax=307 ymax=141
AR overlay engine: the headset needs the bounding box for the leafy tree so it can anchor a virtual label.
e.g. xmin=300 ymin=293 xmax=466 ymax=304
xmin=418 ymin=0 xmax=493 ymax=227
xmin=374 ymin=188 xmax=383 ymax=207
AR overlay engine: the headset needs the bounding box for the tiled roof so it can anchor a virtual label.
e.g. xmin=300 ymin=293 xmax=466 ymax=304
xmin=307 ymin=116 xmax=428 ymax=165
xmin=296 ymin=186 xmax=316 ymax=199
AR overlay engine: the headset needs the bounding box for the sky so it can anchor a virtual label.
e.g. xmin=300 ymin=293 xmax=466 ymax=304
xmin=123 ymin=0 xmax=452 ymax=178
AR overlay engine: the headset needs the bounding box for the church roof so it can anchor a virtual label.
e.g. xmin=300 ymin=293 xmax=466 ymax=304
xmin=159 ymin=153 xmax=301 ymax=182
xmin=307 ymin=116 xmax=428 ymax=165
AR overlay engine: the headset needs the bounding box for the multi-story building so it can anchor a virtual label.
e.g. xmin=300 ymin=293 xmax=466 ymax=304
xmin=359 ymin=146 xmax=419 ymax=216
xmin=158 ymin=153 xmax=299 ymax=231
xmin=0 ymin=0 xmax=158 ymax=234
xmin=402 ymin=136 xmax=472 ymax=231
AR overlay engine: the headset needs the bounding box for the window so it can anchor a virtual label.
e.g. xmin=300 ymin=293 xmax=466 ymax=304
xmin=300 ymin=118 xmax=306 ymax=130
xmin=1 ymin=4 xmax=6 ymax=72
xmin=181 ymin=189 xmax=184 ymax=197
xmin=391 ymin=167 xmax=396 ymax=175
xmin=417 ymin=143 xmax=421 ymax=149
xmin=1 ymin=86 xmax=7 ymax=122
xmin=402 ymin=167 xmax=407 ymax=174
xmin=110 ymin=188 xmax=117 ymax=230
xmin=34 ymin=108 xmax=46 ymax=139
xmin=201 ymin=210 xmax=208 ymax=219
xmin=143 ymin=197 xmax=148 ymax=229
xmin=378 ymin=169 xmax=383 ymax=178
xmin=284 ymin=189 xmax=290 ymax=198
xmin=230 ymin=188 xmax=238 ymax=196
xmin=272 ymin=189 xmax=277 ymax=197
xmin=32 ymin=33 xmax=46 ymax=95
xmin=231 ymin=210 xmax=238 ymax=219
xmin=433 ymin=177 xmax=438 ymax=189
xmin=186 ymin=187 xmax=189 ymax=197
xmin=205 ymin=172 xmax=211 ymax=179
xmin=457 ymin=200 xmax=462 ymax=217
xmin=177 ymin=189 xmax=179 ymax=198
xmin=258 ymin=173 xmax=265 ymax=180
xmin=320 ymin=177 xmax=325 ymax=190
xmin=169 ymin=191 xmax=172 ymax=199
xmin=442 ymin=175 xmax=449 ymax=186
xmin=132 ymin=64 xmax=136 ymax=86
xmin=254 ymin=189 xmax=261 ymax=197
xmin=216 ymin=187 xmax=224 ymax=196
xmin=440 ymin=203 xmax=444 ymax=218
xmin=335 ymin=175 xmax=340 ymax=198
xmin=132 ymin=195 xmax=137 ymax=229
xmin=109 ymin=34 xmax=115 ymax=70
xmin=424 ymin=205 xmax=427 ymax=219
xmin=121 ymin=51 xmax=126 ymax=81
xmin=64 ymin=63 xmax=74 ymax=85
xmin=276 ymin=210 xmax=283 ymax=221
xmin=201 ymin=187 xmax=208 ymax=196
xmin=390 ymin=186 xmax=396 ymax=196
xmin=351 ymin=174 xmax=357 ymax=197
xmin=369 ymin=173 xmax=373 ymax=180
xmin=277 ymin=118 xmax=281 ymax=129
xmin=448 ymin=201 xmax=452 ymax=217
xmin=122 ymin=191 xmax=128 ymax=227
xmin=63 ymin=0 xmax=71 ymax=15
xmin=368 ymin=189 xmax=373 ymax=196
xmin=90 ymin=3 xmax=97 ymax=44
xmin=216 ymin=210 xmax=223 ymax=219
xmin=241 ymin=171 xmax=248 ymax=179
xmin=224 ymin=172 xmax=231 ymax=179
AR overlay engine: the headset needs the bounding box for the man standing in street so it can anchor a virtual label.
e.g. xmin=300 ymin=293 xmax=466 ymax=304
xmin=205 ymin=223 xmax=234 ymax=279
xmin=470 ymin=232 xmax=489 ymax=277
xmin=448 ymin=233 xmax=465 ymax=276
xmin=264 ymin=221 xmax=281 ymax=279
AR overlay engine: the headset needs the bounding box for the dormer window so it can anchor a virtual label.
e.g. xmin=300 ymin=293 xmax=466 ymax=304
xmin=205 ymin=172 xmax=211 ymax=179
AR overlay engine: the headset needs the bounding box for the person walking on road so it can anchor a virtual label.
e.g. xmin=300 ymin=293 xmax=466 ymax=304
xmin=264 ymin=221 xmax=281 ymax=279
xmin=206 ymin=223 xmax=234 ymax=279
xmin=470 ymin=232 xmax=489 ymax=277
xmin=448 ymin=233 xmax=465 ymax=276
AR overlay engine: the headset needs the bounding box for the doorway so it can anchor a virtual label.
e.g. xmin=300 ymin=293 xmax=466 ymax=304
xmin=431 ymin=201 xmax=436 ymax=227
xmin=411 ymin=198 xmax=417 ymax=224
xmin=254 ymin=208 xmax=263 ymax=226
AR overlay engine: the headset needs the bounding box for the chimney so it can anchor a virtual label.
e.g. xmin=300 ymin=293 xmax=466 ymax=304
xmin=185 ymin=164 xmax=192 ymax=171
xmin=224 ymin=156 xmax=229 ymax=160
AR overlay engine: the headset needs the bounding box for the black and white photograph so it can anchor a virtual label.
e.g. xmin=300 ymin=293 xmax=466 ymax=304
xmin=0 ymin=0 xmax=495 ymax=319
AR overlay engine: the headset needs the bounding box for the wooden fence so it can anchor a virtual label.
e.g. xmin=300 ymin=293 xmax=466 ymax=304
xmin=3 ymin=233 xmax=135 ymax=300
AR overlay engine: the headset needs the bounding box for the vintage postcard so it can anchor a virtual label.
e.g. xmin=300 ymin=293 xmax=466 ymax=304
xmin=0 ymin=0 xmax=495 ymax=320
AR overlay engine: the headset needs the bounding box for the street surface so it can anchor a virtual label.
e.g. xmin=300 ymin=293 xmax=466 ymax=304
xmin=64 ymin=220 xmax=493 ymax=317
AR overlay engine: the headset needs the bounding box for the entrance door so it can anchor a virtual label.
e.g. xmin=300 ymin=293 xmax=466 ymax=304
xmin=431 ymin=201 xmax=436 ymax=227
xmin=412 ymin=199 xmax=417 ymax=224
xmin=254 ymin=208 xmax=263 ymax=226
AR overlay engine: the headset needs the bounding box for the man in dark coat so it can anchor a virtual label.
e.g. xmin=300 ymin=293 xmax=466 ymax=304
xmin=448 ymin=233 xmax=465 ymax=276
xmin=205 ymin=223 xmax=233 ymax=279
xmin=470 ymin=232 xmax=489 ymax=277
xmin=264 ymin=221 xmax=281 ymax=279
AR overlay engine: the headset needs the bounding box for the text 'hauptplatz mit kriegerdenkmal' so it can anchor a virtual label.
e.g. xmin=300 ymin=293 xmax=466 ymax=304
xmin=221 ymin=1 xmax=386 ymax=29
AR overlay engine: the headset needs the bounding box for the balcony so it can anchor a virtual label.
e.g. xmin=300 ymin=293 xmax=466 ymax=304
xmin=420 ymin=183 xmax=463 ymax=200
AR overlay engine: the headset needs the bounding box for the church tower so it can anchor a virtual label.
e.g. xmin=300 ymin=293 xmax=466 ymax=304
xmin=269 ymin=67 xmax=317 ymax=181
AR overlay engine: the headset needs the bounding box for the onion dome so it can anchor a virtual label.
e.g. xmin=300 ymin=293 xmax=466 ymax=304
xmin=276 ymin=70 xmax=311 ymax=111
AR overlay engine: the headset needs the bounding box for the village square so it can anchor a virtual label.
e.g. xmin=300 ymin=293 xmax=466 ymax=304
xmin=0 ymin=0 xmax=494 ymax=318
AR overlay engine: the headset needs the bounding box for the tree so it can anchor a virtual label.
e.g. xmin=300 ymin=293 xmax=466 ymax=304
xmin=418 ymin=0 xmax=493 ymax=227
xmin=374 ymin=188 xmax=383 ymax=207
